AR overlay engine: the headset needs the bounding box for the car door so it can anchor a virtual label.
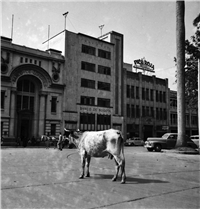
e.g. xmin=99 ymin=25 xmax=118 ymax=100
xmin=167 ymin=134 xmax=177 ymax=148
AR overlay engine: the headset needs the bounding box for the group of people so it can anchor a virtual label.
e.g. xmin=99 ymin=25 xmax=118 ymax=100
xmin=42 ymin=132 xmax=76 ymax=150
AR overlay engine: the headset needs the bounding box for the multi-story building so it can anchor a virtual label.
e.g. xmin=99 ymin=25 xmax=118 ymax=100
xmin=1 ymin=36 xmax=65 ymax=143
xmin=123 ymin=63 xmax=169 ymax=141
xmin=63 ymin=30 xmax=124 ymax=133
xmin=169 ymin=90 xmax=198 ymax=135
xmin=1 ymin=29 xmax=198 ymax=145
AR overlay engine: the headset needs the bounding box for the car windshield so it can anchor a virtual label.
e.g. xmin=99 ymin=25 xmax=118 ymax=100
xmin=162 ymin=133 xmax=171 ymax=139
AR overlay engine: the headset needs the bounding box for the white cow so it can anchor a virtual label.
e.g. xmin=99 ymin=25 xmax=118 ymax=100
xmin=73 ymin=129 xmax=126 ymax=184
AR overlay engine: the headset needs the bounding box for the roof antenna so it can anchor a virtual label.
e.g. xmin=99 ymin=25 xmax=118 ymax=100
xmin=11 ymin=14 xmax=14 ymax=40
xmin=63 ymin=12 xmax=69 ymax=30
xmin=99 ymin=24 xmax=104 ymax=37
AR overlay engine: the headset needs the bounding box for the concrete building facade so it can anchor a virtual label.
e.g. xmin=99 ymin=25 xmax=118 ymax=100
xmin=63 ymin=30 xmax=124 ymax=133
xmin=1 ymin=29 xmax=198 ymax=144
xmin=123 ymin=63 xmax=169 ymax=140
xmin=1 ymin=36 xmax=65 ymax=143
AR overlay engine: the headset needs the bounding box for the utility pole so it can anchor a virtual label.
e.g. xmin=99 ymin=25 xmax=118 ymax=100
xmin=176 ymin=1 xmax=186 ymax=147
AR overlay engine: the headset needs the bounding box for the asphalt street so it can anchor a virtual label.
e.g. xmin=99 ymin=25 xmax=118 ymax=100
xmin=1 ymin=146 xmax=200 ymax=209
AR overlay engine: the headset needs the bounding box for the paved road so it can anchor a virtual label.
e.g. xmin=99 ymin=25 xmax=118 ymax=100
xmin=1 ymin=146 xmax=200 ymax=209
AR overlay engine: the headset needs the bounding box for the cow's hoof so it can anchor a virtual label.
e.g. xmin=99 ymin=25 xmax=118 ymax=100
xmin=85 ymin=173 xmax=90 ymax=177
xmin=79 ymin=175 xmax=84 ymax=179
xmin=121 ymin=180 xmax=125 ymax=184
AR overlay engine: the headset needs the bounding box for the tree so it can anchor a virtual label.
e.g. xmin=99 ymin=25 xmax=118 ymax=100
xmin=176 ymin=1 xmax=186 ymax=147
xmin=184 ymin=13 xmax=200 ymax=111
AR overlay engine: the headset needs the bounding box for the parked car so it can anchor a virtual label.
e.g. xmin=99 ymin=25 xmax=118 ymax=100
xmin=190 ymin=135 xmax=199 ymax=147
xmin=144 ymin=133 xmax=198 ymax=152
xmin=124 ymin=137 xmax=144 ymax=146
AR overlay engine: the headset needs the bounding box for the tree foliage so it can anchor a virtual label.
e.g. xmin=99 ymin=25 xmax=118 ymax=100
xmin=183 ymin=13 xmax=200 ymax=111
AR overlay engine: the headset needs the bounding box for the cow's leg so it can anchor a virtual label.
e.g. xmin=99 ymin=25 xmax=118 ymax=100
xmin=79 ymin=154 xmax=86 ymax=179
xmin=112 ymin=158 xmax=120 ymax=182
xmin=113 ymin=155 xmax=126 ymax=184
xmin=85 ymin=155 xmax=91 ymax=177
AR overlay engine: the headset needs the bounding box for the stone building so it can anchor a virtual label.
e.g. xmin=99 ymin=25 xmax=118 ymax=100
xmin=1 ymin=36 xmax=65 ymax=143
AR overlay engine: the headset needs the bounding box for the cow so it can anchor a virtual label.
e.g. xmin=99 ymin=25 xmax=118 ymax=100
xmin=72 ymin=129 xmax=126 ymax=184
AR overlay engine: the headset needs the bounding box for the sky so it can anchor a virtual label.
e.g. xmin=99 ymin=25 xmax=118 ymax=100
xmin=1 ymin=0 xmax=200 ymax=91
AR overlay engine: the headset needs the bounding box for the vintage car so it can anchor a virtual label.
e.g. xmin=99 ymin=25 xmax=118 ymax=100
xmin=144 ymin=133 xmax=198 ymax=152
xmin=124 ymin=137 xmax=144 ymax=146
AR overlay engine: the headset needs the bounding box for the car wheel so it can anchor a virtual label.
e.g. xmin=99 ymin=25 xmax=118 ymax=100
xmin=147 ymin=148 xmax=153 ymax=152
xmin=155 ymin=144 xmax=162 ymax=152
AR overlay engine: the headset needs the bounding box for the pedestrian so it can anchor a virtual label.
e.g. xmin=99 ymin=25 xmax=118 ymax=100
xmin=57 ymin=132 xmax=63 ymax=151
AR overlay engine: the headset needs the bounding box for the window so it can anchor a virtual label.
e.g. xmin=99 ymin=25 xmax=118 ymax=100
xmin=136 ymin=105 xmax=140 ymax=117
xmin=81 ymin=61 xmax=95 ymax=72
xmin=156 ymin=108 xmax=159 ymax=120
xmin=186 ymin=114 xmax=189 ymax=126
xmin=97 ymin=114 xmax=111 ymax=130
xmin=170 ymin=113 xmax=177 ymax=125
xmin=82 ymin=44 xmax=95 ymax=56
xmin=81 ymin=78 xmax=95 ymax=89
xmin=131 ymin=105 xmax=135 ymax=118
xmin=146 ymin=89 xmax=149 ymax=100
xmin=80 ymin=113 xmax=95 ymax=125
xmin=163 ymin=92 xmax=166 ymax=103
xmin=51 ymin=97 xmax=57 ymax=113
xmin=150 ymin=89 xmax=154 ymax=101
xmin=1 ymin=91 xmax=5 ymax=109
xmin=142 ymin=88 xmax=145 ymax=100
xmin=151 ymin=107 xmax=154 ymax=117
xmin=17 ymin=80 xmax=35 ymax=112
xmin=20 ymin=57 xmax=23 ymax=63
xmin=127 ymin=104 xmax=130 ymax=117
xmin=81 ymin=96 xmax=95 ymax=106
xmin=97 ymin=98 xmax=110 ymax=107
xmin=98 ymin=81 xmax=110 ymax=91
xmin=156 ymin=91 xmax=159 ymax=102
xmin=98 ymin=49 xmax=111 ymax=59
xmin=191 ymin=115 xmax=198 ymax=125
xmin=136 ymin=87 xmax=140 ymax=99
xmin=163 ymin=109 xmax=167 ymax=120
xmin=98 ymin=65 xmax=111 ymax=75
xmin=160 ymin=91 xmax=163 ymax=103
xmin=127 ymin=85 xmax=130 ymax=98
xmin=51 ymin=124 xmax=56 ymax=135
xmin=131 ymin=86 xmax=135 ymax=99
xmin=170 ymin=99 xmax=177 ymax=108
xmin=142 ymin=106 xmax=146 ymax=117
xmin=146 ymin=106 xmax=149 ymax=117
xmin=160 ymin=108 xmax=163 ymax=120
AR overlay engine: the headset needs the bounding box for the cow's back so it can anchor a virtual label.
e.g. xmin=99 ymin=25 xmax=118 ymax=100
xmin=78 ymin=129 xmax=123 ymax=157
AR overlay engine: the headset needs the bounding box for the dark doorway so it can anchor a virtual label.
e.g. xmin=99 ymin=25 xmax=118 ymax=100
xmin=17 ymin=112 xmax=32 ymax=147
xmin=143 ymin=125 xmax=153 ymax=141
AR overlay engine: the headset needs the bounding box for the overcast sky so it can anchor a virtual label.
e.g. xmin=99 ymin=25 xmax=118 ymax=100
xmin=2 ymin=0 xmax=199 ymax=90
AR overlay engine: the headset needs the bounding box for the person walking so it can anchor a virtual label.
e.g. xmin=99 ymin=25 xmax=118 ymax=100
xmin=57 ymin=132 xmax=63 ymax=151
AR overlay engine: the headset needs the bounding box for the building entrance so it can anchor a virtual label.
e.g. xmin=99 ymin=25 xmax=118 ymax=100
xmin=17 ymin=111 xmax=33 ymax=146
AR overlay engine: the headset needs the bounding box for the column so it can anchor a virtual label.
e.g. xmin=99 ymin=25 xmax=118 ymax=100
xmin=38 ymin=93 xmax=47 ymax=136
xmin=9 ymin=89 xmax=16 ymax=137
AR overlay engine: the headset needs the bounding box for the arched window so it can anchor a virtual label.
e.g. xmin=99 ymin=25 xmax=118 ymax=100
xmin=17 ymin=79 xmax=35 ymax=112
